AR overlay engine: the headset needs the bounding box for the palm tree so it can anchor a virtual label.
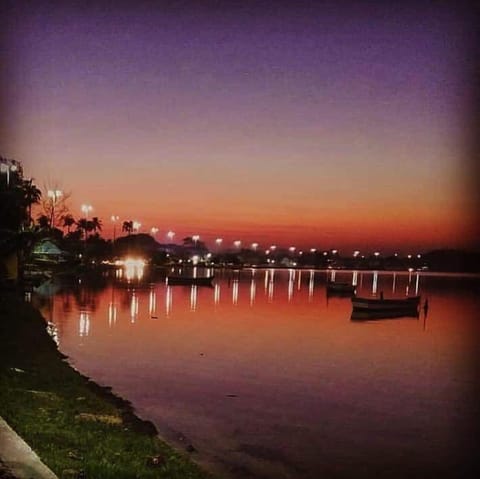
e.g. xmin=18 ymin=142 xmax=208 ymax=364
xmin=61 ymin=214 xmax=76 ymax=234
xmin=90 ymin=216 xmax=102 ymax=235
xmin=122 ymin=220 xmax=133 ymax=235
xmin=21 ymin=179 xmax=41 ymax=227
xmin=76 ymin=218 xmax=90 ymax=240
xmin=37 ymin=214 xmax=50 ymax=229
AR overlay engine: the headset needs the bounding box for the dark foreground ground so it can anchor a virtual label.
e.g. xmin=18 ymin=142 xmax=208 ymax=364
xmin=0 ymin=291 xmax=213 ymax=479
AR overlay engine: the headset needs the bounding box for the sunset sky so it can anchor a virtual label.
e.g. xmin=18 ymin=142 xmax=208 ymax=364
xmin=2 ymin=2 xmax=477 ymax=253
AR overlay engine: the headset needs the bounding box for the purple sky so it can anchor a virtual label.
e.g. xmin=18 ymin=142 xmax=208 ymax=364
xmin=2 ymin=2 xmax=477 ymax=252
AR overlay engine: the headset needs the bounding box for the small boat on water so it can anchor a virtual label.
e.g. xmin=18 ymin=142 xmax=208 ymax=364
xmin=352 ymin=295 xmax=421 ymax=312
xmin=166 ymin=275 xmax=214 ymax=286
xmin=326 ymin=281 xmax=356 ymax=294
xmin=351 ymin=309 xmax=420 ymax=321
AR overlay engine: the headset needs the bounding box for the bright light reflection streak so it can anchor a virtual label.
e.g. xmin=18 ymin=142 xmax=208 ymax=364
xmin=79 ymin=311 xmax=90 ymax=336
xmin=190 ymin=285 xmax=197 ymax=311
xmin=372 ymin=271 xmax=378 ymax=295
xmin=149 ymin=289 xmax=156 ymax=316
xmin=392 ymin=273 xmax=397 ymax=292
xmin=250 ymin=279 xmax=256 ymax=306
xmin=166 ymin=286 xmax=172 ymax=316
xmin=288 ymin=274 xmax=294 ymax=302
xmin=308 ymin=271 xmax=314 ymax=301
xmin=108 ymin=302 xmax=117 ymax=327
xmin=297 ymin=270 xmax=302 ymax=290
xmin=268 ymin=278 xmax=274 ymax=302
xmin=232 ymin=280 xmax=239 ymax=305
xmin=415 ymin=273 xmax=420 ymax=295
xmin=214 ymin=283 xmax=221 ymax=305
xmin=130 ymin=293 xmax=138 ymax=322
xmin=264 ymin=270 xmax=269 ymax=291
xmin=331 ymin=270 xmax=336 ymax=281
xmin=352 ymin=271 xmax=358 ymax=286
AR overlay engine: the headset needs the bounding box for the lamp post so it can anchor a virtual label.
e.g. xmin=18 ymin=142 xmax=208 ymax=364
xmin=111 ymin=215 xmax=119 ymax=259
xmin=0 ymin=160 xmax=18 ymax=186
xmin=111 ymin=215 xmax=119 ymax=241
xmin=81 ymin=204 xmax=92 ymax=219
xmin=48 ymin=189 xmax=63 ymax=228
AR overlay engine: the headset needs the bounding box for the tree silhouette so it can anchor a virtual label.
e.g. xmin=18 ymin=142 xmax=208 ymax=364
xmin=122 ymin=220 xmax=133 ymax=235
xmin=21 ymin=179 xmax=41 ymax=227
xmin=61 ymin=214 xmax=76 ymax=234
xmin=90 ymin=216 xmax=102 ymax=234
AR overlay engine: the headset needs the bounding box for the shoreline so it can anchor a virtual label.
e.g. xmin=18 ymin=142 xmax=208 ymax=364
xmin=0 ymin=291 xmax=213 ymax=479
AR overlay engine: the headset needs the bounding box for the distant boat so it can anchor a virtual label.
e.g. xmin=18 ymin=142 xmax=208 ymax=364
xmin=326 ymin=281 xmax=356 ymax=294
xmin=352 ymin=295 xmax=421 ymax=312
xmin=351 ymin=309 xmax=420 ymax=321
xmin=166 ymin=275 xmax=214 ymax=286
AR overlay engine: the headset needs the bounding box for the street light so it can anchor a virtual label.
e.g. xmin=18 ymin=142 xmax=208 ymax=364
xmin=251 ymin=242 xmax=258 ymax=251
xmin=310 ymin=248 xmax=317 ymax=253
xmin=111 ymin=215 xmax=120 ymax=242
xmin=0 ymin=160 xmax=18 ymax=186
xmin=289 ymin=246 xmax=296 ymax=253
xmin=234 ymin=240 xmax=241 ymax=249
xmin=81 ymin=204 xmax=93 ymax=219
xmin=192 ymin=235 xmax=200 ymax=247
xmin=353 ymin=250 xmax=360 ymax=257
xmin=151 ymin=227 xmax=159 ymax=236
xmin=132 ymin=221 xmax=141 ymax=233
xmin=374 ymin=251 xmax=380 ymax=257
xmin=167 ymin=230 xmax=175 ymax=242
xmin=270 ymin=245 xmax=276 ymax=251
xmin=48 ymin=190 xmax=63 ymax=227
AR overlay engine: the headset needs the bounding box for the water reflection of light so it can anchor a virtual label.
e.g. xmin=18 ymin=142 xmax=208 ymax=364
xmin=125 ymin=261 xmax=145 ymax=281
xmin=108 ymin=302 xmax=117 ymax=327
xmin=166 ymin=286 xmax=173 ymax=316
xmin=415 ymin=273 xmax=420 ymax=295
xmin=372 ymin=271 xmax=378 ymax=295
xmin=264 ymin=270 xmax=269 ymax=291
xmin=149 ymin=289 xmax=157 ymax=316
xmin=268 ymin=278 xmax=274 ymax=302
xmin=308 ymin=271 xmax=315 ymax=301
xmin=116 ymin=269 xmax=123 ymax=279
xmin=214 ymin=283 xmax=221 ymax=305
xmin=352 ymin=271 xmax=358 ymax=286
xmin=130 ymin=293 xmax=139 ymax=322
xmin=232 ymin=280 xmax=239 ymax=305
xmin=250 ymin=279 xmax=256 ymax=306
xmin=288 ymin=269 xmax=294 ymax=302
xmin=79 ymin=311 xmax=90 ymax=336
xmin=331 ymin=270 xmax=336 ymax=281
xmin=46 ymin=321 xmax=59 ymax=346
xmin=392 ymin=273 xmax=397 ymax=292
xmin=190 ymin=285 xmax=197 ymax=311
xmin=297 ymin=270 xmax=302 ymax=290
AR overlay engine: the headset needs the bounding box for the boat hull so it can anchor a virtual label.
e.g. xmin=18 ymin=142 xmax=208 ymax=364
xmin=326 ymin=282 xmax=356 ymax=294
xmin=351 ymin=309 xmax=420 ymax=320
xmin=352 ymin=296 xmax=420 ymax=312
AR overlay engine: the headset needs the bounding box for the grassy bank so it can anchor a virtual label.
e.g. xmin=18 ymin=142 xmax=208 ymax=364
xmin=0 ymin=292 xmax=213 ymax=479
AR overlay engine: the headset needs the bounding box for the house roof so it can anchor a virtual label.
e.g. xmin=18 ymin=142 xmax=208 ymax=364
xmin=32 ymin=240 xmax=65 ymax=256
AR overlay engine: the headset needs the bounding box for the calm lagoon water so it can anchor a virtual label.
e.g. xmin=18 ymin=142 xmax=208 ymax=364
xmin=35 ymin=268 xmax=480 ymax=479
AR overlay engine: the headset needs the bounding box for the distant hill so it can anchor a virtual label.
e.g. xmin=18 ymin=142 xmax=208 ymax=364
xmin=422 ymin=249 xmax=480 ymax=273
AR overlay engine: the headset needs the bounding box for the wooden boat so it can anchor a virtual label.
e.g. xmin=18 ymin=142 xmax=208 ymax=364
xmin=326 ymin=281 xmax=356 ymax=294
xmin=352 ymin=295 xmax=421 ymax=312
xmin=166 ymin=275 xmax=214 ymax=286
xmin=351 ymin=309 xmax=420 ymax=321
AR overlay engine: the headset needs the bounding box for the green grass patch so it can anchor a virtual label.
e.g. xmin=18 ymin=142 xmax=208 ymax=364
xmin=0 ymin=292 xmax=214 ymax=479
